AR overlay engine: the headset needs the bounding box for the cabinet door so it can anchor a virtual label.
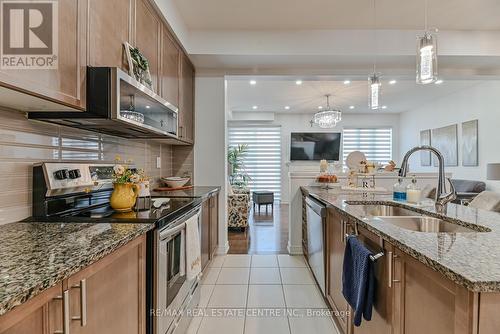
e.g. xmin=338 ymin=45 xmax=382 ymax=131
xmin=209 ymin=193 xmax=219 ymax=257
xmin=160 ymin=27 xmax=180 ymax=107
xmin=0 ymin=284 xmax=64 ymax=334
xmin=325 ymin=209 xmax=350 ymax=333
xmin=179 ymin=54 xmax=194 ymax=143
xmin=68 ymin=235 xmax=146 ymax=334
xmin=393 ymin=249 xmax=473 ymax=334
xmin=351 ymin=226 xmax=394 ymax=334
xmin=200 ymin=199 xmax=210 ymax=270
xmin=0 ymin=0 xmax=86 ymax=109
xmin=88 ymin=0 xmax=133 ymax=70
xmin=134 ymin=0 xmax=160 ymax=93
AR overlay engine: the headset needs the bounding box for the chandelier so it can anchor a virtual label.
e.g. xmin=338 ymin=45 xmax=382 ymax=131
xmin=312 ymin=94 xmax=341 ymax=128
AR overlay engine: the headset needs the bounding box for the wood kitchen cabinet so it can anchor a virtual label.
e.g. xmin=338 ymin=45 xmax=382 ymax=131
xmin=0 ymin=0 xmax=87 ymax=110
xmin=392 ymin=248 xmax=474 ymax=334
xmin=87 ymin=0 xmax=133 ymax=71
xmin=209 ymin=193 xmax=219 ymax=257
xmin=160 ymin=27 xmax=180 ymax=107
xmin=0 ymin=283 xmax=64 ymax=334
xmin=179 ymin=53 xmax=195 ymax=144
xmin=134 ymin=0 xmax=161 ymax=94
xmin=200 ymin=199 xmax=211 ymax=271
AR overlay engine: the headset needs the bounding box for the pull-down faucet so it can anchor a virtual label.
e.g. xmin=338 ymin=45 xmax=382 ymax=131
xmin=399 ymin=145 xmax=456 ymax=214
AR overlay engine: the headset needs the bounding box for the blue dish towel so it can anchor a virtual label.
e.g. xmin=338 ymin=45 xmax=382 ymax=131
xmin=342 ymin=235 xmax=376 ymax=327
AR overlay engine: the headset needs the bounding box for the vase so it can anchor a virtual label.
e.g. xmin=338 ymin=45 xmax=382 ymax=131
xmin=110 ymin=183 xmax=138 ymax=212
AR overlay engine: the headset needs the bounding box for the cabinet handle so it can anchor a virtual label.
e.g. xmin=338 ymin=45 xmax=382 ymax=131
xmin=53 ymin=290 xmax=70 ymax=334
xmin=340 ymin=220 xmax=344 ymax=243
xmin=71 ymin=279 xmax=87 ymax=326
xmin=388 ymin=252 xmax=401 ymax=288
xmin=179 ymin=126 xmax=183 ymax=138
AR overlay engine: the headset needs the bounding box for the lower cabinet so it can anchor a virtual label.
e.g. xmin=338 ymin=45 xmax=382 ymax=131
xmin=209 ymin=194 xmax=219 ymax=257
xmin=0 ymin=235 xmax=146 ymax=334
xmin=200 ymin=191 xmax=220 ymax=271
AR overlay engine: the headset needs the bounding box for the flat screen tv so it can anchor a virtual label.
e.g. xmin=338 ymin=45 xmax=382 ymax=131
xmin=290 ymin=132 xmax=341 ymax=161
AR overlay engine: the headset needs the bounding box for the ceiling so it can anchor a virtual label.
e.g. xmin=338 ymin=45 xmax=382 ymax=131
xmin=227 ymin=78 xmax=482 ymax=114
xmin=172 ymin=0 xmax=500 ymax=31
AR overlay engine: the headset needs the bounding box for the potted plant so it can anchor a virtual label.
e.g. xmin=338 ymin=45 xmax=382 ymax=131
xmin=227 ymin=144 xmax=251 ymax=189
xmin=110 ymin=162 xmax=141 ymax=212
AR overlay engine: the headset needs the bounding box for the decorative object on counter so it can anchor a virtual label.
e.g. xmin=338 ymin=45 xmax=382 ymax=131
xmin=123 ymin=42 xmax=153 ymax=89
xmin=462 ymin=119 xmax=479 ymax=167
xmin=406 ymin=175 xmax=422 ymax=204
xmin=135 ymin=169 xmax=152 ymax=211
xmin=228 ymin=144 xmax=251 ymax=187
xmin=420 ymin=129 xmax=432 ymax=166
xmin=384 ymin=160 xmax=397 ymax=172
xmin=311 ymin=94 xmax=342 ymax=128
xmin=110 ymin=162 xmax=140 ymax=212
xmin=317 ymin=174 xmax=338 ymax=189
xmin=431 ymin=124 xmax=458 ymax=167
xmin=346 ymin=151 xmax=366 ymax=170
xmin=347 ymin=170 xmax=358 ymax=188
xmin=393 ymin=178 xmax=407 ymax=201
xmin=161 ymin=176 xmax=191 ymax=188
xmin=319 ymin=159 xmax=328 ymax=173
xmin=416 ymin=0 xmax=438 ymax=84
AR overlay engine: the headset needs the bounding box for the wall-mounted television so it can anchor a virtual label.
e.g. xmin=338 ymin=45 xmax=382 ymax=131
xmin=290 ymin=132 xmax=341 ymax=161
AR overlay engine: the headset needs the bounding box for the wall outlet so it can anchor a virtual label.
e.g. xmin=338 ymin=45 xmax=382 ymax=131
xmin=156 ymin=156 xmax=161 ymax=169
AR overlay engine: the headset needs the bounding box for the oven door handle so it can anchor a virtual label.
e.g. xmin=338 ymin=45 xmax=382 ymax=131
xmin=160 ymin=222 xmax=186 ymax=240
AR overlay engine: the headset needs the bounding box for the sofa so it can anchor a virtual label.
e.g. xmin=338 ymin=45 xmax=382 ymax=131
xmin=227 ymin=187 xmax=250 ymax=231
xmin=426 ymin=179 xmax=486 ymax=204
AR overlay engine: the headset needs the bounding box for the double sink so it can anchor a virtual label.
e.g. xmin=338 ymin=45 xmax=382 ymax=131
xmin=346 ymin=202 xmax=490 ymax=233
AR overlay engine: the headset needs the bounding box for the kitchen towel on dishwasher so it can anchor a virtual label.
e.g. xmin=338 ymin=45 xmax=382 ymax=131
xmin=342 ymin=235 xmax=376 ymax=326
xmin=185 ymin=211 xmax=201 ymax=281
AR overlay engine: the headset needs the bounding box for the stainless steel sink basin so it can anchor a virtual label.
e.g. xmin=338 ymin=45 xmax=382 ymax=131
xmin=377 ymin=216 xmax=478 ymax=233
xmin=349 ymin=204 xmax=420 ymax=217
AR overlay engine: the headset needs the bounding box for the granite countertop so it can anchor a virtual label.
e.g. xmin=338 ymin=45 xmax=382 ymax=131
xmin=151 ymin=186 xmax=220 ymax=199
xmin=0 ymin=222 xmax=154 ymax=316
xmin=302 ymin=186 xmax=500 ymax=293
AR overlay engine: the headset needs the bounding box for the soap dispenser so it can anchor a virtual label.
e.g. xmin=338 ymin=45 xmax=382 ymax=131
xmin=393 ymin=178 xmax=407 ymax=201
xmin=406 ymin=175 xmax=421 ymax=204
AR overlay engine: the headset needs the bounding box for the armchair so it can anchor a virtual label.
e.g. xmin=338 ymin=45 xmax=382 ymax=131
xmin=227 ymin=187 xmax=250 ymax=231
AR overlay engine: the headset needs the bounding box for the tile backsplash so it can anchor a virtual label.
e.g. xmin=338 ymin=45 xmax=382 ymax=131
xmin=0 ymin=108 xmax=192 ymax=225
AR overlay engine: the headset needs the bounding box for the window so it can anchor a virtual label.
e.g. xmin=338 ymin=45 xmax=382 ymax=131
xmin=228 ymin=125 xmax=282 ymax=201
xmin=342 ymin=128 xmax=393 ymax=164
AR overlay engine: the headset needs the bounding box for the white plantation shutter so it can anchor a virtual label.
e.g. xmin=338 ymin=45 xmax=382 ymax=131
xmin=342 ymin=128 xmax=393 ymax=164
xmin=228 ymin=125 xmax=282 ymax=201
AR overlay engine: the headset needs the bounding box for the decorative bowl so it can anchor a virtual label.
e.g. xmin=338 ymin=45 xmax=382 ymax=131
xmin=161 ymin=177 xmax=190 ymax=188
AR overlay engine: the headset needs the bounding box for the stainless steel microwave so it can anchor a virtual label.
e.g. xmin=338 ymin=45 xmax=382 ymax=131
xmin=28 ymin=67 xmax=179 ymax=139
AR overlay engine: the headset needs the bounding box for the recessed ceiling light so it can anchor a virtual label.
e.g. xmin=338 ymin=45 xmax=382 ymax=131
xmin=381 ymin=105 xmax=388 ymax=109
xmin=295 ymin=80 xmax=303 ymax=85
xmin=249 ymin=80 xmax=257 ymax=85
xmin=435 ymin=79 xmax=444 ymax=85
xmin=343 ymin=80 xmax=351 ymax=85
xmin=145 ymin=105 xmax=151 ymax=109
xmin=284 ymin=106 xmax=290 ymax=110
xmin=318 ymin=106 xmax=323 ymax=109
xmin=389 ymin=80 xmax=397 ymax=85
xmin=252 ymin=105 xmax=258 ymax=110
xmin=349 ymin=105 xmax=355 ymax=109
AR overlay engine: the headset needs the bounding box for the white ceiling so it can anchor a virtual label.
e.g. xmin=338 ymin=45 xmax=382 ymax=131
xmin=172 ymin=0 xmax=500 ymax=31
xmin=227 ymin=78 xmax=483 ymax=114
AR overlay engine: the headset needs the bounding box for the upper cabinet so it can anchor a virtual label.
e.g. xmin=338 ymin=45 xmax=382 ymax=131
xmin=87 ymin=0 xmax=133 ymax=71
xmin=0 ymin=0 xmax=87 ymax=110
xmin=160 ymin=27 xmax=180 ymax=108
xmin=179 ymin=53 xmax=195 ymax=143
xmin=134 ymin=0 xmax=161 ymax=94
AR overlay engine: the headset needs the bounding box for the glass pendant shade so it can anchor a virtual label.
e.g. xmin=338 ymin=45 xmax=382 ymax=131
xmin=368 ymin=74 xmax=381 ymax=110
xmin=416 ymin=32 xmax=438 ymax=84
xmin=312 ymin=95 xmax=341 ymax=128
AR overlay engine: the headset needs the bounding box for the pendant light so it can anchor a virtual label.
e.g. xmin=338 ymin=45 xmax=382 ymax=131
xmin=416 ymin=0 xmax=438 ymax=84
xmin=368 ymin=0 xmax=381 ymax=110
xmin=312 ymin=94 xmax=341 ymax=128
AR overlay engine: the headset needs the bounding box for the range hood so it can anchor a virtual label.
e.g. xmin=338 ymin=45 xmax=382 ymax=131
xmin=28 ymin=67 xmax=179 ymax=139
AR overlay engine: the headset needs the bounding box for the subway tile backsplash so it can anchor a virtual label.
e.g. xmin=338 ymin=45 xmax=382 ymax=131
xmin=0 ymin=108 xmax=192 ymax=225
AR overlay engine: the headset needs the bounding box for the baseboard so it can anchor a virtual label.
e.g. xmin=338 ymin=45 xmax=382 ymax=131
xmin=287 ymin=242 xmax=303 ymax=255
xmin=216 ymin=242 xmax=229 ymax=255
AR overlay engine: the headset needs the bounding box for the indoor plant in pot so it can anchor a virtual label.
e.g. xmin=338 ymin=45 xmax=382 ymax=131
xmin=110 ymin=163 xmax=140 ymax=212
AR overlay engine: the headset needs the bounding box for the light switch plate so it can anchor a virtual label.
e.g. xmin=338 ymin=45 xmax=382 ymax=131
xmin=156 ymin=156 xmax=161 ymax=169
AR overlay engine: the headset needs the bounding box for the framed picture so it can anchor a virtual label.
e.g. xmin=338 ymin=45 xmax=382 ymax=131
xmin=420 ymin=129 xmax=432 ymax=166
xmin=462 ymin=120 xmax=479 ymax=166
xmin=432 ymin=124 xmax=458 ymax=167
xmin=123 ymin=42 xmax=153 ymax=89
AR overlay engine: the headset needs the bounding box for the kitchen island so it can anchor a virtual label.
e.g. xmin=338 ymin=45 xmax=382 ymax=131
xmin=302 ymin=186 xmax=500 ymax=334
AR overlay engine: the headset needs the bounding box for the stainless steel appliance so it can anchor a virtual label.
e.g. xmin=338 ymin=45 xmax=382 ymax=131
xmin=30 ymin=162 xmax=202 ymax=334
xmin=306 ymin=196 xmax=327 ymax=296
xmin=28 ymin=67 xmax=179 ymax=139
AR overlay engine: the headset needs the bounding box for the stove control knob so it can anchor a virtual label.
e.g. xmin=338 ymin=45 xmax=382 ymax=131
xmin=68 ymin=169 xmax=81 ymax=179
xmin=54 ymin=169 xmax=69 ymax=180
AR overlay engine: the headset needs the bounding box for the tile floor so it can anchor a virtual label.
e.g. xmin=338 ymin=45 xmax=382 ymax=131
xmin=187 ymin=254 xmax=340 ymax=334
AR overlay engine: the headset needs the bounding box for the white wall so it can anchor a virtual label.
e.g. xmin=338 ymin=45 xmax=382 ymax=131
xmin=231 ymin=112 xmax=400 ymax=203
xmin=194 ymin=76 xmax=229 ymax=254
xmin=399 ymin=81 xmax=500 ymax=192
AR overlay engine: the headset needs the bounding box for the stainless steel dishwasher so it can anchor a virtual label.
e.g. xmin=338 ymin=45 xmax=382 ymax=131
xmin=306 ymin=196 xmax=327 ymax=296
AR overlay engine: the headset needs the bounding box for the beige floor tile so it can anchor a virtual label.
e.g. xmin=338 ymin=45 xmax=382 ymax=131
xmin=217 ymin=267 xmax=250 ymax=285
xmin=283 ymin=285 xmax=327 ymax=308
xmin=223 ymin=254 xmax=252 ymax=267
xmin=288 ymin=312 xmax=338 ymax=334
xmin=199 ymin=284 xmax=216 ymax=308
xmin=249 ymin=267 xmax=282 ymax=284
xmin=251 ymin=255 xmax=278 ymax=268
xmin=247 ymin=284 xmax=285 ymax=308
xmin=277 ymin=255 xmax=307 ymax=268
xmin=244 ymin=316 xmax=290 ymax=334
xmin=197 ymin=313 xmax=245 ymax=334
xmin=202 ymin=266 xmax=221 ymax=285
xmin=209 ymin=255 xmax=226 ymax=268
xmin=280 ymin=267 xmax=315 ymax=284
xmin=208 ymin=284 xmax=248 ymax=308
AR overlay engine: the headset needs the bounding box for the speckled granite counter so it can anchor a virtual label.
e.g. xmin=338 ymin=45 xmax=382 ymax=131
xmin=302 ymin=186 xmax=500 ymax=293
xmin=151 ymin=186 xmax=220 ymax=200
xmin=0 ymin=222 xmax=154 ymax=316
